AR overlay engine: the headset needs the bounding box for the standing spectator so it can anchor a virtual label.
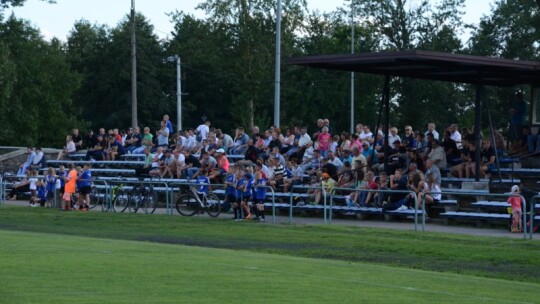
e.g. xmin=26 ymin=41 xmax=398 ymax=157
xmin=425 ymin=123 xmax=440 ymax=140
xmin=77 ymin=164 xmax=92 ymax=210
xmin=163 ymin=114 xmax=174 ymax=135
xmin=196 ymin=120 xmax=211 ymax=141
xmin=133 ymin=127 xmax=153 ymax=154
xmin=317 ymin=126 xmax=331 ymax=157
xmin=156 ymin=120 xmax=170 ymax=148
xmin=509 ymin=91 xmax=527 ymax=143
xmin=71 ymin=129 xmax=83 ymax=151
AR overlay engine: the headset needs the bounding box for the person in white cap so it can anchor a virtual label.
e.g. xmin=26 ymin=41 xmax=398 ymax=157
xmin=209 ymin=148 xmax=230 ymax=180
xmin=507 ymin=185 xmax=523 ymax=232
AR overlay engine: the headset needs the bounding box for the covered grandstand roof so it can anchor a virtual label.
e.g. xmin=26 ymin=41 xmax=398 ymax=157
xmin=288 ymin=50 xmax=540 ymax=86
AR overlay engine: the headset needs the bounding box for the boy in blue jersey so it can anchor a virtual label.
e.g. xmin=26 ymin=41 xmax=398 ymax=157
xmin=34 ymin=180 xmax=48 ymax=207
xmin=240 ymin=172 xmax=254 ymax=220
xmin=253 ymin=169 xmax=267 ymax=222
xmin=224 ymin=165 xmax=237 ymax=213
xmin=45 ymin=167 xmax=57 ymax=208
xmin=195 ymin=169 xmax=210 ymax=203
xmin=233 ymin=170 xmax=246 ymax=221
xmin=77 ymin=164 xmax=92 ymax=211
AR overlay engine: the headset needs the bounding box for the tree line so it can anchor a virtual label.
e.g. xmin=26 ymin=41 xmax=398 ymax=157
xmin=0 ymin=0 xmax=538 ymax=147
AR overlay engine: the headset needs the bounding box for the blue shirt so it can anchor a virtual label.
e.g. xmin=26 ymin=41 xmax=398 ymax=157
xmin=196 ymin=176 xmax=210 ymax=194
xmin=45 ymin=175 xmax=56 ymax=192
xmin=79 ymin=169 xmax=92 ymax=187
xmin=243 ymin=176 xmax=254 ymax=197
xmin=236 ymin=178 xmax=246 ymax=198
xmin=254 ymin=178 xmax=267 ymax=200
xmin=225 ymin=173 xmax=236 ymax=196
xmin=37 ymin=185 xmax=47 ymax=200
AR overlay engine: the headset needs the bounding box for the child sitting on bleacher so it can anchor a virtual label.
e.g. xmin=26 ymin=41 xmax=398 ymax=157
xmin=508 ymin=185 xmax=523 ymax=233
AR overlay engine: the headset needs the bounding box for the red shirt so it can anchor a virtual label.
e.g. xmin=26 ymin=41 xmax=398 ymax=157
xmin=507 ymin=196 xmax=522 ymax=211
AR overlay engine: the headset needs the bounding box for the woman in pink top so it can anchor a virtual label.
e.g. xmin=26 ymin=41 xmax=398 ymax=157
xmin=507 ymin=185 xmax=523 ymax=232
xmin=317 ymin=127 xmax=331 ymax=157
xmin=209 ymin=149 xmax=229 ymax=180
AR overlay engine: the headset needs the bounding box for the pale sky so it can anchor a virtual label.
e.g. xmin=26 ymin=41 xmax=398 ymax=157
xmin=7 ymin=0 xmax=494 ymax=42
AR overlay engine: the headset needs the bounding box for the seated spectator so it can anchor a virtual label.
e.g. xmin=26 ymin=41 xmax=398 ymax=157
xmin=230 ymin=127 xmax=249 ymax=155
xmin=149 ymin=147 xmax=165 ymax=177
xmin=86 ymin=135 xmax=105 ymax=161
xmin=17 ymin=147 xmax=35 ymax=176
xmin=508 ymin=126 xmax=528 ymax=155
xmin=179 ymin=150 xmax=201 ymax=179
xmin=31 ymin=147 xmax=45 ymax=170
xmin=402 ymin=126 xmax=415 ymax=148
xmin=57 ymin=135 xmax=76 ymax=160
xmin=312 ymin=173 xmax=335 ymax=205
xmin=208 ymin=149 xmax=229 ymax=181
xmin=135 ymin=148 xmax=153 ymax=177
xmin=427 ymin=139 xmax=447 ymax=170
xmin=527 ymin=127 xmax=540 ymax=154
xmin=442 ymin=131 xmax=460 ymax=165
xmin=126 ymin=127 xmax=143 ymax=154
xmin=268 ymin=156 xmax=285 ymax=190
xmin=84 ymin=129 xmax=98 ymax=150
xmin=132 ymin=127 xmax=153 ymax=154
xmin=7 ymin=169 xmax=32 ymax=200
xmin=283 ymin=160 xmax=304 ymax=192
xmin=105 ymin=135 xmax=126 ymax=161
xmin=451 ymin=139 xmax=472 ymax=178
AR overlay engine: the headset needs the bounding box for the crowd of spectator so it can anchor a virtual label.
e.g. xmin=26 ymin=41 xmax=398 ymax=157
xmin=39 ymin=113 xmax=518 ymax=213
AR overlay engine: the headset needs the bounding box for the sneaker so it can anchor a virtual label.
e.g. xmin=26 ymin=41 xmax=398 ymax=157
xmin=259 ymin=218 xmax=265 ymax=223
xmin=396 ymin=205 xmax=408 ymax=211
xmin=234 ymin=218 xmax=244 ymax=222
xmin=30 ymin=203 xmax=38 ymax=207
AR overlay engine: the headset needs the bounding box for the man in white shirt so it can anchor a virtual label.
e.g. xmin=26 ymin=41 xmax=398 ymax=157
xmin=196 ymin=120 xmax=211 ymax=141
xmin=449 ymin=124 xmax=463 ymax=149
xmin=425 ymin=123 xmax=440 ymax=140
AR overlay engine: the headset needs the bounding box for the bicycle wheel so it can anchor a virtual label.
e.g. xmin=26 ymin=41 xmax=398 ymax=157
xmin=113 ymin=189 xmax=129 ymax=213
xmin=89 ymin=186 xmax=103 ymax=211
xmin=142 ymin=189 xmax=158 ymax=214
xmin=205 ymin=193 xmax=221 ymax=217
xmin=129 ymin=187 xmax=143 ymax=213
xmin=175 ymin=194 xmax=199 ymax=216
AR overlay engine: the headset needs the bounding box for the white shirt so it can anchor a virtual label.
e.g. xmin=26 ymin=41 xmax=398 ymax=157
xmin=66 ymin=141 xmax=76 ymax=153
xmin=450 ymin=131 xmax=463 ymax=149
xmin=388 ymin=134 xmax=401 ymax=149
xmin=359 ymin=132 xmax=373 ymax=141
xmin=298 ymin=133 xmax=311 ymax=147
xmin=29 ymin=177 xmax=38 ymax=190
xmin=330 ymin=157 xmax=344 ymax=170
xmin=32 ymin=151 xmax=44 ymax=165
xmin=196 ymin=124 xmax=209 ymax=140
xmin=176 ymin=153 xmax=185 ymax=166
xmin=425 ymin=130 xmax=440 ymax=140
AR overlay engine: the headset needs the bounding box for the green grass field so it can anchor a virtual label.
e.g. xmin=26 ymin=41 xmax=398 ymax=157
xmin=1 ymin=206 xmax=540 ymax=303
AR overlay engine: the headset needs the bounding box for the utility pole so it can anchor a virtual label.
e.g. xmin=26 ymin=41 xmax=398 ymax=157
xmin=273 ymin=0 xmax=282 ymax=127
xmin=176 ymin=56 xmax=182 ymax=131
xmin=350 ymin=0 xmax=355 ymax=134
xmin=131 ymin=0 xmax=138 ymax=128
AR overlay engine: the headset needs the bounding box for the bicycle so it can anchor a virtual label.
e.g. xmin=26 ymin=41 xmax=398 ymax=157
xmin=89 ymin=186 xmax=108 ymax=211
xmin=108 ymin=183 xmax=129 ymax=213
xmin=175 ymin=185 xmax=221 ymax=217
xmin=128 ymin=183 xmax=158 ymax=214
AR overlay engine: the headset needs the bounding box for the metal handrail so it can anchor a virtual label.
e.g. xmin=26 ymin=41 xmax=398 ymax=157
xmin=421 ymin=191 xmax=528 ymax=239
xmin=329 ymin=187 xmax=420 ymax=231
xmin=529 ymin=195 xmax=539 ymax=240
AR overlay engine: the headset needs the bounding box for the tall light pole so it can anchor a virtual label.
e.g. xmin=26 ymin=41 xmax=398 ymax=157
xmin=273 ymin=0 xmax=282 ymax=127
xmin=350 ymin=0 xmax=355 ymax=134
xmin=167 ymin=56 xmax=182 ymax=131
xmin=131 ymin=0 xmax=138 ymax=128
